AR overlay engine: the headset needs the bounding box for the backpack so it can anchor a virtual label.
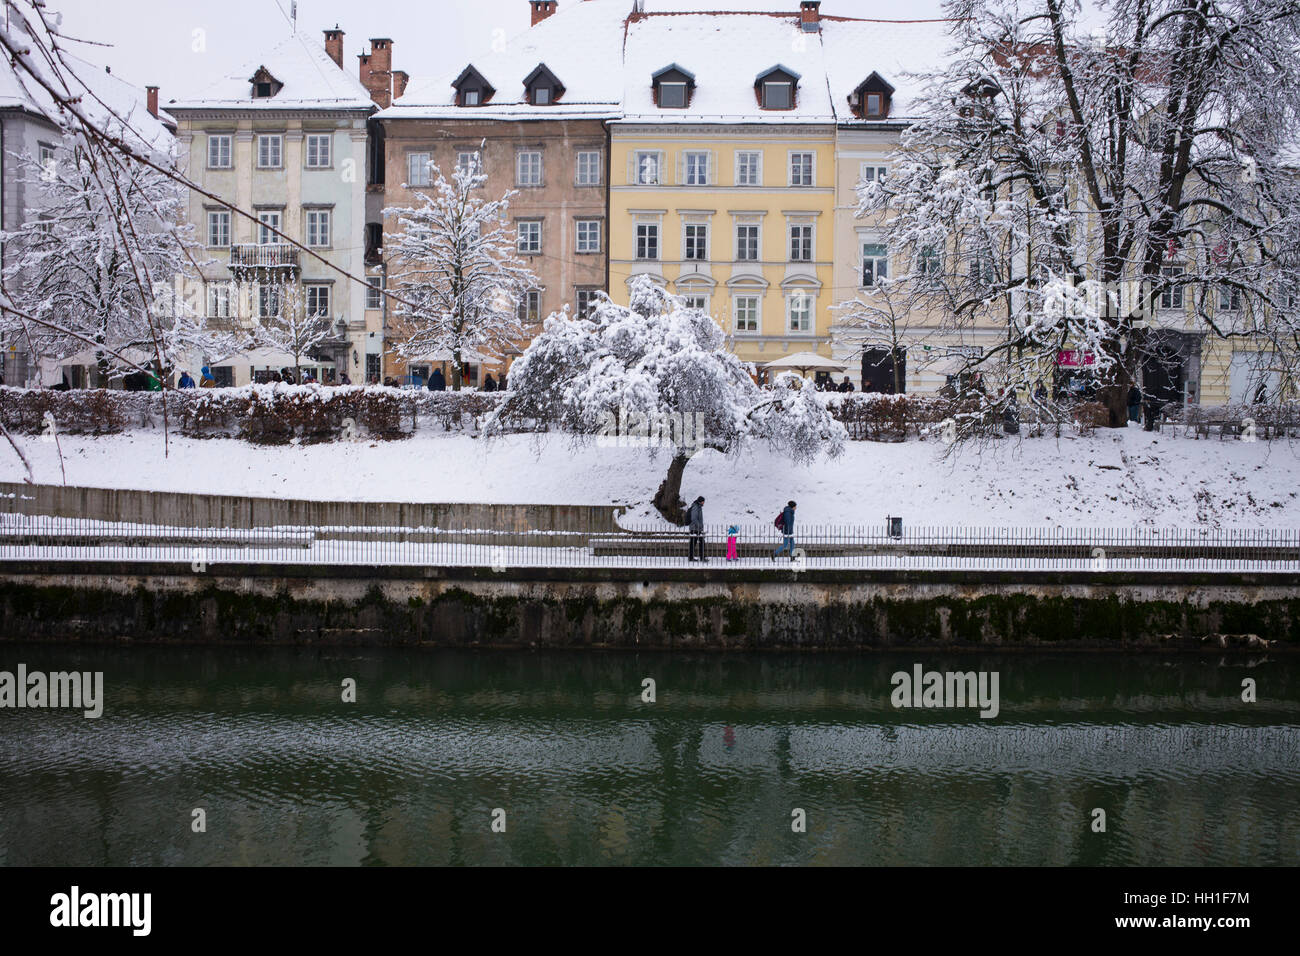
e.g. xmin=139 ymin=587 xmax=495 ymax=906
xmin=774 ymin=512 xmax=785 ymax=530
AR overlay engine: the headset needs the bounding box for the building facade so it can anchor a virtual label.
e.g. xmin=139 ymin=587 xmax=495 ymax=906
xmin=167 ymin=29 xmax=395 ymax=386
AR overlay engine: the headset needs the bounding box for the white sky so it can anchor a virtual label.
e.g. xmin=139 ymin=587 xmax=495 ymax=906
xmin=48 ymin=0 xmax=953 ymax=100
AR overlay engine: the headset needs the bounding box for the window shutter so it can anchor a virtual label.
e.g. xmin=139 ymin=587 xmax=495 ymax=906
xmin=676 ymin=152 xmax=685 ymax=186
xmin=707 ymin=150 xmax=716 ymax=185
xmin=627 ymin=153 xmax=636 ymax=185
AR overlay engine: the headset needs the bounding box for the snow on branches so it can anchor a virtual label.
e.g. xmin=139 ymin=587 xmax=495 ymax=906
xmin=495 ymin=275 xmax=846 ymax=522
xmin=383 ymin=160 xmax=537 ymax=390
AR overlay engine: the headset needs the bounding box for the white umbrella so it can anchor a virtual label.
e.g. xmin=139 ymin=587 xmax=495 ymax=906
xmin=762 ymin=351 xmax=851 ymax=376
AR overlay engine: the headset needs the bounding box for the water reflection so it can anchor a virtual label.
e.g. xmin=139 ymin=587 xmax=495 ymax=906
xmin=0 ymin=647 xmax=1296 ymax=865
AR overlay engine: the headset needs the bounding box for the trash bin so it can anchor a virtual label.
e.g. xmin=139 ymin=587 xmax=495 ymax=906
xmin=887 ymin=516 xmax=903 ymax=538
xmin=1003 ymin=405 xmax=1020 ymax=435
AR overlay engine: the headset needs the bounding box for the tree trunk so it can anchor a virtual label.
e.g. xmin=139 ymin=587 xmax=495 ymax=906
xmin=652 ymin=453 xmax=691 ymax=525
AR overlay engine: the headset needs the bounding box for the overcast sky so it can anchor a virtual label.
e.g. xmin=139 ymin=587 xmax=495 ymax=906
xmin=49 ymin=0 xmax=954 ymax=100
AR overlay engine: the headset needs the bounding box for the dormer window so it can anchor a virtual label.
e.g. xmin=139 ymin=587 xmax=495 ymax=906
xmin=453 ymin=65 xmax=495 ymax=108
xmin=652 ymin=64 xmax=696 ymax=110
xmin=755 ymin=65 xmax=800 ymax=111
xmin=851 ymin=72 xmax=895 ymax=120
xmin=248 ymin=67 xmax=283 ymax=100
xmin=523 ymin=64 xmax=564 ymax=106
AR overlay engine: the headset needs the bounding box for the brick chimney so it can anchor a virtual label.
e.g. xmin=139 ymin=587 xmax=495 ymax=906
xmin=392 ymin=70 xmax=410 ymax=101
xmin=146 ymin=86 xmax=159 ymax=118
xmin=324 ymin=27 xmax=345 ymax=69
xmin=531 ymin=1 xmax=558 ymax=27
xmin=799 ymin=1 xmax=822 ymax=32
xmin=358 ymin=38 xmax=396 ymax=108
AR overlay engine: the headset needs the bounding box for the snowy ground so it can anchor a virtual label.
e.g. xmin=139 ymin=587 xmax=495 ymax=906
xmin=4 ymin=425 xmax=1300 ymax=529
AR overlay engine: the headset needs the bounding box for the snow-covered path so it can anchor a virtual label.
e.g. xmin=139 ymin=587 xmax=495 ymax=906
xmin=3 ymin=426 xmax=1298 ymax=529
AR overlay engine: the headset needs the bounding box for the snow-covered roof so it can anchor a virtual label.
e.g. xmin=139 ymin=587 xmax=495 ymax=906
xmin=820 ymin=17 xmax=958 ymax=123
xmin=0 ymin=48 xmax=175 ymax=152
xmin=621 ymin=13 xmax=834 ymax=124
xmin=381 ymin=0 xmax=629 ymax=121
xmin=382 ymin=4 xmax=957 ymax=127
xmin=167 ymin=31 xmax=375 ymax=113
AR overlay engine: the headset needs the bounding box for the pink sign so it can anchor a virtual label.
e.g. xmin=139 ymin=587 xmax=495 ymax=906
xmin=1057 ymin=350 xmax=1096 ymax=367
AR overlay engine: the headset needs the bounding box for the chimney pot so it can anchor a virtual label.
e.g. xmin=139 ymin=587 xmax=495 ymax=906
xmin=800 ymin=1 xmax=822 ymax=32
xmin=531 ymin=1 xmax=558 ymax=27
xmin=146 ymin=86 xmax=159 ymax=118
xmin=324 ymin=27 xmax=345 ymax=69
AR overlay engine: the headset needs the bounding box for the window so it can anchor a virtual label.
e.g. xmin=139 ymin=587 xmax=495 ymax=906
xmin=306 ymin=209 xmax=331 ymax=248
xmin=207 ymin=210 xmax=231 ymax=248
xmin=575 ymin=288 xmax=598 ymax=318
xmin=533 ymin=87 xmax=551 ymax=105
xmin=257 ymin=211 xmax=281 ymax=245
xmin=457 ymin=150 xmax=483 ymax=178
xmin=518 ymin=289 xmax=542 ymax=324
xmin=736 ymin=224 xmax=759 ymax=261
xmin=207 ymin=282 xmax=233 ymax=318
xmin=1160 ymin=265 xmax=1184 ymax=310
xmin=763 ymin=82 xmax=792 ymax=110
xmin=634 ymin=151 xmax=661 ymax=185
xmin=517 ymin=150 xmax=543 ymax=187
xmin=861 ymin=164 xmax=887 ymax=185
xmin=683 ymin=151 xmax=710 ymax=186
xmin=636 ymin=223 xmax=659 ymax=260
xmin=366 ymin=278 xmax=383 ymax=311
xmin=305 ymin=285 xmax=331 ymax=318
xmin=517 ymin=220 xmax=542 ymax=255
xmin=970 ymin=255 xmax=996 ymax=287
xmin=1219 ymin=284 xmax=1242 ymax=311
xmin=576 ymin=151 xmax=601 ymax=186
xmin=736 ymin=151 xmax=762 ymax=187
xmin=861 ymin=243 xmax=888 ymax=286
xmin=789 ymin=224 xmax=813 ymax=262
xmin=210 ymin=366 xmax=235 ymax=388
xmin=660 ymin=82 xmax=687 ymax=109
xmin=790 ymin=152 xmax=814 ymax=187
xmin=257 ymin=134 xmax=282 ymax=169
xmin=787 ymin=292 xmax=813 ymax=332
xmin=255 ymin=82 xmax=274 ymax=99
xmin=734 ymin=295 xmax=760 ymax=333
xmin=37 ymin=142 xmax=56 ymax=178
xmin=407 ymin=152 xmax=432 ymax=187
xmin=864 ymin=92 xmax=885 ymax=118
xmin=207 ymin=134 xmax=232 ymax=169
xmin=258 ymin=284 xmax=282 ymax=318
xmin=463 ymin=89 xmax=481 ymax=107
xmin=684 ymin=224 xmax=709 ymax=261
xmin=919 ymin=245 xmax=942 ymax=276
xmin=682 ymin=294 xmax=708 ymax=312
xmin=576 ymin=219 xmax=602 ymax=254
xmin=305 ymin=134 xmax=331 ymax=168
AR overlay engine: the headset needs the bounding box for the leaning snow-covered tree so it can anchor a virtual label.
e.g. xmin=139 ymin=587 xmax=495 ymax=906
xmin=1 ymin=130 xmax=210 ymax=383
xmin=246 ymin=282 xmax=336 ymax=383
xmin=384 ymin=160 xmax=537 ymax=390
xmin=490 ymin=276 xmax=847 ymax=524
xmin=864 ymin=0 xmax=1300 ymax=425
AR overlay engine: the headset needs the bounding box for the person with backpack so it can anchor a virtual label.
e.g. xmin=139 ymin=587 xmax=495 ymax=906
xmin=772 ymin=501 xmax=797 ymax=561
xmin=687 ymin=496 xmax=707 ymax=562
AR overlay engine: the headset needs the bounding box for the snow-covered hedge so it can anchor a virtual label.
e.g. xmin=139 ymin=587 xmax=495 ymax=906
xmin=0 ymin=385 xmax=516 ymax=444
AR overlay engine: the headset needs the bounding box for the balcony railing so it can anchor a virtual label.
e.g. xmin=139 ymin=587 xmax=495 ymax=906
xmin=229 ymin=243 xmax=300 ymax=272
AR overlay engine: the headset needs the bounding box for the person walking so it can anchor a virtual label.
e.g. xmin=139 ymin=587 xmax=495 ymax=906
xmin=1127 ymin=383 xmax=1142 ymax=423
xmin=177 ymin=370 xmax=196 ymax=389
xmin=726 ymin=525 xmax=739 ymax=562
xmin=687 ymin=496 xmax=707 ymax=562
xmin=429 ymin=367 xmax=446 ymax=392
xmin=772 ymin=500 xmax=797 ymax=561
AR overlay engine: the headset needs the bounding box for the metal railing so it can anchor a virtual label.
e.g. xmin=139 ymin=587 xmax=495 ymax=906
xmin=228 ymin=243 xmax=300 ymax=271
xmin=0 ymin=515 xmax=1297 ymax=574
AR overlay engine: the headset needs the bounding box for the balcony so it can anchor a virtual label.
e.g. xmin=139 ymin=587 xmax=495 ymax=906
xmin=229 ymin=243 xmax=300 ymax=276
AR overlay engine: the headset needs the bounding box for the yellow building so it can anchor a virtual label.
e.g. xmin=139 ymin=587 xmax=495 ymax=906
xmin=609 ymin=9 xmax=839 ymax=374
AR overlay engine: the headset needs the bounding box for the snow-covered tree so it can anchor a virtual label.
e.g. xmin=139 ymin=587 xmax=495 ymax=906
xmin=492 ymin=276 xmax=847 ymax=524
xmin=384 ymin=160 xmax=537 ymax=391
xmin=1 ymin=131 xmax=211 ymax=383
xmin=246 ymin=282 xmax=336 ymax=382
xmin=833 ymin=276 xmax=942 ymax=394
xmin=864 ymin=0 xmax=1300 ymax=424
